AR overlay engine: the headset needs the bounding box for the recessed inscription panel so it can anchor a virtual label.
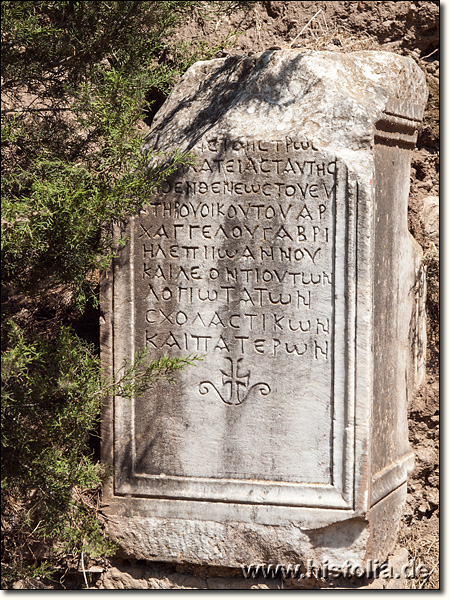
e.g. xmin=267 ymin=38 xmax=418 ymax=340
xmin=129 ymin=138 xmax=342 ymax=489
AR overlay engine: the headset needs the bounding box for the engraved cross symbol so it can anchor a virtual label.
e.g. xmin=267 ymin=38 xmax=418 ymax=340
xmin=199 ymin=356 xmax=270 ymax=406
xmin=220 ymin=357 xmax=249 ymax=403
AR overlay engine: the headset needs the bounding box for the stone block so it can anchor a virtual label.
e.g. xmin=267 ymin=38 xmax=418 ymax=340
xmin=420 ymin=195 xmax=439 ymax=245
xmin=101 ymin=50 xmax=428 ymax=567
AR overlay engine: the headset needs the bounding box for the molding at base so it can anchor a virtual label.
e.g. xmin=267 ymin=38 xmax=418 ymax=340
xmin=370 ymin=452 xmax=415 ymax=506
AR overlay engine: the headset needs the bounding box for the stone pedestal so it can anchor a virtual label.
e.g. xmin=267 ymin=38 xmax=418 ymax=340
xmin=100 ymin=50 xmax=428 ymax=567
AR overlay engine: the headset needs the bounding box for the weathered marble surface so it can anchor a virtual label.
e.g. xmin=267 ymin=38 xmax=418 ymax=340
xmin=101 ymin=50 xmax=428 ymax=566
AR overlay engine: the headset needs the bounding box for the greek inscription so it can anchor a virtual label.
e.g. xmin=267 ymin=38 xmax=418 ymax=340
xmin=137 ymin=141 xmax=336 ymax=367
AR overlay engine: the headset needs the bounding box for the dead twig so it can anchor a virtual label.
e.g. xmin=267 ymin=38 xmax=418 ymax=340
xmin=289 ymin=9 xmax=322 ymax=47
xmin=81 ymin=551 xmax=89 ymax=589
xmin=421 ymin=48 xmax=438 ymax=60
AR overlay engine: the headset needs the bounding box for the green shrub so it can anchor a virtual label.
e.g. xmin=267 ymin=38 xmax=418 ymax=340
xmin=1 ymin=0 xmax=254 ymax=587
xmin=1 ymin=322 xmax=114 ymax=584
xmin=1 ymin=321 xmax=201 ymax=586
